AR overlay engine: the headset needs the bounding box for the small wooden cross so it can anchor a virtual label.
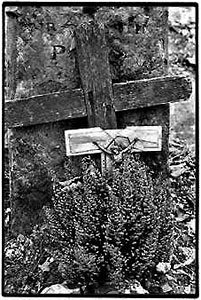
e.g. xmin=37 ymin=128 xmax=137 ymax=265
xmin=65 ymin=126 xmax=162 ymax=173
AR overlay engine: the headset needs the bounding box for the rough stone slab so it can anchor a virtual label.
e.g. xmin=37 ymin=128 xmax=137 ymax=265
xmin=117 ymin=104 xmax=170 ymax=175
xmin=4 ymin=6 xmax=169 ymax=99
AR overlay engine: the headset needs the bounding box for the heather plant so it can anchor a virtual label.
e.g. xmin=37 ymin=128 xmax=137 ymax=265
xmin=107 ymin=153 xmax=173 ymax=282
xmin=43 ymin=157 xmax=113 ymax=288
xmin=4 ymin=153 xmax=174 ymax=294
xmin=42 ymin=153 xmax=174 ymax=290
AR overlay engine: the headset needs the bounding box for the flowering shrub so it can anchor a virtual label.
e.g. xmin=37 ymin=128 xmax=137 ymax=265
xmin=4 ymin=153 xmax=173 ymax=294
xmin=43 ymin=158 xmax=113 ymax=288
xmin=43 ymin=154 xmax=173 ymax=290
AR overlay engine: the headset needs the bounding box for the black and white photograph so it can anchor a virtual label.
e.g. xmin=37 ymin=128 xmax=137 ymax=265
xmin=2 ymin=3 xmax=198 ymax=296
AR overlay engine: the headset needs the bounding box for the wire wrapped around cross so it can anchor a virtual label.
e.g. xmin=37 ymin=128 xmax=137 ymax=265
xmin=92 ymin=132 xmax=159 ymax=163
xmin=60 ymin=128 xmax=161 ymax=189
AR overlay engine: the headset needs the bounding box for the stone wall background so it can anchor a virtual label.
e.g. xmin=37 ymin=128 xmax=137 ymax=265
xmin=5 ymin=6 xmax=168 ymax=235
xmin=5 ymin=6 xmax=168 ymax=99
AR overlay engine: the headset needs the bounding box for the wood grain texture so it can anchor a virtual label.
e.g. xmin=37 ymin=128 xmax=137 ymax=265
xmin=75 ymin=21 xmax=117 ymax=129
xmin=113 ymin=76 xmax=192 ymax=112
xmin=5 ymin=75 xmax=192 ymax=128
xmin=5 ymin=88 xmax=86 ymax=128
xmin=74 ymin=21 xmax=118 ymax=174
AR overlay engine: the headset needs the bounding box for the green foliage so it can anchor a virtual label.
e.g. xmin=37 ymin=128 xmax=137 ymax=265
xmin=43 ymin=158 xmax=112 ymax=287
xmin=4 ymin=230 xmax=45 ymax=294
xmin=42 ymin=154 xmax=173 ymax=290
xmin=169 ymin=140 xmax=195 ymax=213
xmin=4 ymin=224 xmax=64 ymax=295
xmin=168 ymin=7 xmax=195 ymax=76
xmin=4 ymin=153 xmax=174 ymax=294
xmin=108 ymin=154 xmax=173 ymax=280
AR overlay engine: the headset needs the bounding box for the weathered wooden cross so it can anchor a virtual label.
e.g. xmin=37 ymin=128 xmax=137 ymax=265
xmin=5 ymin=19 xmax=191 ymax=233
xmin=6 ymin=21 xmax=191 ymax=168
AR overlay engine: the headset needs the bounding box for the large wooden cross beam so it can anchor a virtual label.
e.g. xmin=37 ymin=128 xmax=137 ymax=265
xmin=5 ymin=21 xmax=192 ymax=176
xmin=5 ymin=75 xmax=191 ymax=128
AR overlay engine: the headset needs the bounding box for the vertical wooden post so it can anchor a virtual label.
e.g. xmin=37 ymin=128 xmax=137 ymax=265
xmin=75 ymin=21 xmax=117 ymax=173
xmin=75 ymin=21 xmax=117 ymax=130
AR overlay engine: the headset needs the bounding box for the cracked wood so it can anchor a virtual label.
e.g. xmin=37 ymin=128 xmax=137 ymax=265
xmin=5 ymin=75 xmax=192 ymax=128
